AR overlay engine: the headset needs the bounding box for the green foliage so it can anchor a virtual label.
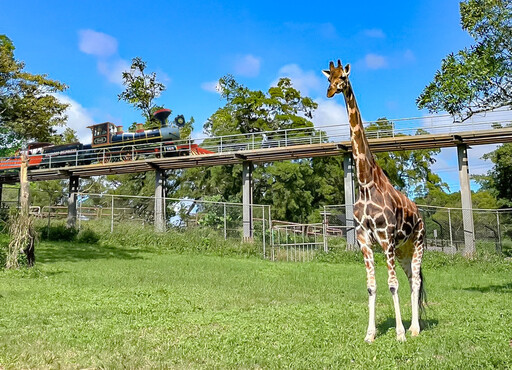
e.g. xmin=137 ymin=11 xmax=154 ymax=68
xmin=367 ymin=118 xmax=445 ymax=196
xmin=118 ymin=57 xmax=166 ymax=123
xmin=417 ymin=0 xmax=511 ymax=121
xmin=183 ymin=76 xmax=345 ymax=222
xmin=77 ymin=228 xmax=100 ymax=244
xmin=38 ymin=224 xmax=78 ymax=242
xmin=476 ymin=143 xmax=512 ymax=204
xmin=206 ymin=75 xmax=317 ymax=135
xmin=0 ymin=35 xmax=69 ymax=147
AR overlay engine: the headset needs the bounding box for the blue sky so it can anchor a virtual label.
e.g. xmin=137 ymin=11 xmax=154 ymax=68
xmin=0 ymin=0 xmax=499 ymax=191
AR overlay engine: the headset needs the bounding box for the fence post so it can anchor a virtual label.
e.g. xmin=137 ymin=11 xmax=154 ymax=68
xmin=457 ymin=144 xmax=475 ymax=256
xmin=343 ymin=154 xmax=356 ymax=250
xmin=269 ymin=205 xmax=273 ymax=256
xmin=78 ymin=192 xmax=82 ymax=230
xmin=223 ymin=203 xmax=227 ymax=240
xmin=67 ymin=176 xmax=79 ymax=229
xmin=323 ymin=206 xmax=328 ymax=252
xmin=111 ymin=195 xmax=114 ymax=233
xmin=496 ymin=211 xmax=502 ymax=255
xmin=448 ymin=208 xmax=453 ymax=247
xmin=262 ymin=205 xmax=266 ymax=259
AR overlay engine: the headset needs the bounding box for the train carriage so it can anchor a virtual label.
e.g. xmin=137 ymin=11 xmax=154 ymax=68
xmin=0 ymin=109 xmax=212 ymax=172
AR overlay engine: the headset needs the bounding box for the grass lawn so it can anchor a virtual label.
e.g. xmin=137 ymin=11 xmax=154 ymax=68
xmin=0 ymin=232 xmax=511 ymax=368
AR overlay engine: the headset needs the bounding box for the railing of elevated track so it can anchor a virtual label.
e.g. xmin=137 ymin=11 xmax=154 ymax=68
xmin=1 ymin=110 xmax=511 ymax=169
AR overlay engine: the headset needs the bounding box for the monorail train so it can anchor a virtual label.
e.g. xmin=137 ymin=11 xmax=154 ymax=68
xmin=0 ymin=109 xmax=212 ymax=171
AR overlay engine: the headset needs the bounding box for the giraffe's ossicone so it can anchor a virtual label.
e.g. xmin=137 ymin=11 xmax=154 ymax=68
xmin=323 ymin=59 xmax=426 ymax=342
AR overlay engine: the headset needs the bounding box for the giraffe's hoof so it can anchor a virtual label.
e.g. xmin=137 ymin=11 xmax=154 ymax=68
xmin=409 ymin=327 xmax=420 ymax=337
xmin=397 ymin=332 xmax=407 ymax=342
xmin=364 ymin=331 xmax=376 ymax=343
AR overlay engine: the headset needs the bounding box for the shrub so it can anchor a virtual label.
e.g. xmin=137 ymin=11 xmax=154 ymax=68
xmin=39 ymin=224 xmax=78 ymax=241
xmin=77 ymin=229 xmax=100 ymax=244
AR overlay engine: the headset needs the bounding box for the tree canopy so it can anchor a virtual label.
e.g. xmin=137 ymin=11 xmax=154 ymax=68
xmin=417 ymin=0 xmax=511 ymax=121
xmin=366 ymin=118 xmax=445 ymax=197
xmin=118 ymin=57 xmax=166 ymax=124
xmin=205 ymin=75 xmax=317 ymax=136
xmin=0 ymin=35 xmax=69 ymax=153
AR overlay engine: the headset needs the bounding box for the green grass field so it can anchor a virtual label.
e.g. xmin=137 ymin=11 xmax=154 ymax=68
xmin=0 ymin=231 xmax=511 ymax=368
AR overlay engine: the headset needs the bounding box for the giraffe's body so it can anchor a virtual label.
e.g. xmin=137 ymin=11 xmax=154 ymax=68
xmin=323 ymin=60 xmax=426 ymax=342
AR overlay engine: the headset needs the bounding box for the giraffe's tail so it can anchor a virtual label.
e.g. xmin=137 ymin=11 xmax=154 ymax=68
xmin=419 ymin=267 xmax=427 ymax=320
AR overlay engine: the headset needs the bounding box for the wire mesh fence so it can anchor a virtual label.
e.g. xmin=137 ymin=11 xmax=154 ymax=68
xmin=2 ymin=183 xmax=512 ymax=259
xmin=322 ymin=205 xmax=512 ymax=256
xmin=0 ymin=185 xmax=271 ymax=256
xmin=270 ymin=222 xmax=327 ymax=262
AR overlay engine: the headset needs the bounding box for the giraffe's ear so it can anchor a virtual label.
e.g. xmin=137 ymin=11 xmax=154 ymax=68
xmin=344 ymin=63 xmax=351 ymax=76
xmin=322 ymin=69 xmax=330 ymax=78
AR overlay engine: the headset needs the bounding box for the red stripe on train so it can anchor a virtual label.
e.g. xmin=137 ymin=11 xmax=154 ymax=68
xmin=0 ymin=155 xmax=43 ymax=170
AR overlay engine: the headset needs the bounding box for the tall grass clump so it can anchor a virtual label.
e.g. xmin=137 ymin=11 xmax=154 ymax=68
xmin=99 ymin=221 xmax=262 ymax=258
xmin=6 ymin=210 xmax=36 ymax=268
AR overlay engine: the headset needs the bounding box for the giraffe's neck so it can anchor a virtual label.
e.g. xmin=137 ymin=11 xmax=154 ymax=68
xmin=343 ymin=82 xmax=376 ymax=186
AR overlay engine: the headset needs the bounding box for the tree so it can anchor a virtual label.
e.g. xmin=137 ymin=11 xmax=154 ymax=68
xmin=475 ymin=143 xmax=512 ymax=205
xmin=185 ymin=76 xmax=347 ymax=222
xmin=417 ymin=0 xmax=511 ymax=121
xmin=206 ymin=75 xmax=317 ymax=135
xmin=118 ymin=57 xmax=166 ymax=123
xmin=366 ymin=118 xmax=446 ymax=197
xmin=0 ymin=35 xmax=69 ymax=149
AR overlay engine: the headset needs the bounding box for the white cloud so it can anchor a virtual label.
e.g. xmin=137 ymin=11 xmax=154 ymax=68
xmin=78 ymin=29 xmax=118 ymax=57
xmin=54 ymin=94 xmax=95 ymax=143
xmin=363 ymin=28 xmax=386 ymax=38
xmin=234 ymin=54 xmax=261 ymax=77
xmin=364 ymin=53 xmax=388 ymax=69
xmin=78 ymin=30 xmax=139 ymax=87
xmin=200 ymin=80 xmax=221 ymax=94
xmin=312 ymin=98 xmax=351 ymax=141
xmin=97 ymin=59 xmax=130 ymax=86
xmin=273 ymin=64 xmax=322 ymax=96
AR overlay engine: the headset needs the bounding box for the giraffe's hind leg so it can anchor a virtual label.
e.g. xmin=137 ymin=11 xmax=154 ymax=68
xmin=357 ymin=227 xmax=377 ymax=343
xmin=397 ymin=224 xmax=425 ymax=337
xmin=382 ymin=240 xmax=406 ymax=342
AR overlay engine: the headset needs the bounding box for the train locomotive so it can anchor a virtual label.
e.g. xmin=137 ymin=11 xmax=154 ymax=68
xmin=0 ymin=109 xmax=212 ymax=171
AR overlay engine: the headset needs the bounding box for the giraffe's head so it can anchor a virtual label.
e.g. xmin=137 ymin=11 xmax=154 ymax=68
xmin=322 ymin=60 xmax=351 ymax=98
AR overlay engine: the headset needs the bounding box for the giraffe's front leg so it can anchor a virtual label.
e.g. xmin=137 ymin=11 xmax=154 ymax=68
xmin=384 ymin=243 xmax=406 ymax=342
xmin=359 ymin=229 xmax=376 ymax=343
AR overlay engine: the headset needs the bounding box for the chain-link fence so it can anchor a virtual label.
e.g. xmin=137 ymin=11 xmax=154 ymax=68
xmin=322 ymin=205 xmax=512 ymax=256
xmin=0 ymin=185 xmax=272 ymax=256
xmin=270 ymin=222 xmax=327 ymax=262
xmin=3 ymin=183 xmax=512 ymax=259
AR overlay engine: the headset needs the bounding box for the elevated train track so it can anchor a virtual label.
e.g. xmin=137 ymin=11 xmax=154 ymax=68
xmin=2 ymin=126 xmax=512 ymax=184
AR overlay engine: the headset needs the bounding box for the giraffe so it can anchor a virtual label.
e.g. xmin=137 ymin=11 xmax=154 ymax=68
xmin=322 ymin=60 xmax=426 ymax=342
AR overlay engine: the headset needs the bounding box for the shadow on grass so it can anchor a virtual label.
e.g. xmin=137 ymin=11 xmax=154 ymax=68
xmin=36 ymin=241 xmax=145 ymax=264
xmin=377 ymin=317 xmax=439 ymax=335
xmin=463 ymin=282 xmax=512 ymax=293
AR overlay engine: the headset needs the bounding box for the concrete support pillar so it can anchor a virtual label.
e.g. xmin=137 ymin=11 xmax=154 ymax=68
xmin=457 ymin=144 xmax=475 ymax=256
xmin=154 ymin=169 xmax=166 ymax=233
xmin=242 ymin=161 xmax=254 ymax=242
xmin=67 ymin=176 xmax=79 ymax=229
xmin=343 ymin=153 xmax=357 ymax=250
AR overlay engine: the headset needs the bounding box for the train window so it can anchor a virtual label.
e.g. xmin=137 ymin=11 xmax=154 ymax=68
xmin=93 ymin=124 xmax=107 ymax=137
